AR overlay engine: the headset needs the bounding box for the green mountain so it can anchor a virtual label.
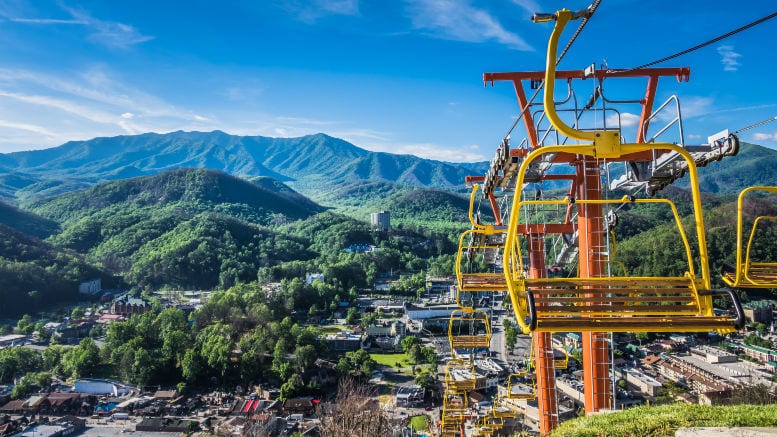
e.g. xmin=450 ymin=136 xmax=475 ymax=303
xmin=384 ymin=189 xmax=475 ymax=224
xmin=677 ymin=142 xmax=777 ymax=194
xmin=0 ymin=200 xmax=59 ymax=238
xmin=22 ymin=169 xmax=321 ymax=290
xmin=0 ymin=224 xmax=114 ymax=316
xmin=24 ymin=168 xmax=323 ymax=226
xmin=0 ymin=131 xmax=486 ymax=202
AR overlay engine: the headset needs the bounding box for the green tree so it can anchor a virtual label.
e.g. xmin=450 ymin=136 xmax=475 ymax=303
xmin=401 ymin=335 xmax=421 ymax=353
xmin=16 ymin=314 xmax=34 ymax=335
xmin=345 ymin=307 xmax=359 ymax=325
xmin=503 ymin=319 xmax=517 ymax=350
xmin=295 ymin=344 xmax=318 ymax=371
xmin=61 ymin=337 xmax=100 ymax=378
xmin=280 ymin=373 xmax=305 ymax=400
xmin=71 ymin=307 xmax=85 ymax=320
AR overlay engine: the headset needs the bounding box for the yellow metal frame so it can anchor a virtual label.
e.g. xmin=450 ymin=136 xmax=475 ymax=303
xmin=722 ymin=186 xmax=777 ymax=288
xmin=448 ymin=308 xmax=492 ymax=350
xmin=506 ymin=370 xmax=536 ymax=400
xmin=491 ymin=396 xmax=518 ymax=419
xmin=504 ymin=192 xmax=726 ymax=333
xmin=499 ymin=7 xmax=741 ymax=335
xmin=441 ymin=390 xmax=468 ymax=435
xmin=445 ymin=359 xmax=477 ymax=392
xmin=456 ymin=184 xmax=508 ymax=293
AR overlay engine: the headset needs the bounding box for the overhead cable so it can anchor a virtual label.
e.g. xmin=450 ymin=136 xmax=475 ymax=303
xmin=733 ymin=116 xmax=777 ymax=135
xmin=504 ymin=1 xmax=602 ymax=140
xmin=618 ymin=10 xmax=777 ymax=72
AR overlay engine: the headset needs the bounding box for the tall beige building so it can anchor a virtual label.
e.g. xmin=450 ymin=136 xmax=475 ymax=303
xmin=370 ymin=210 xmax=390 ymax=231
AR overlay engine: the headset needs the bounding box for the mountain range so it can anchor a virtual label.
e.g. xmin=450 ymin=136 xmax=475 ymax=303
xmin=0 ymin=131 xmax=488 ymax=203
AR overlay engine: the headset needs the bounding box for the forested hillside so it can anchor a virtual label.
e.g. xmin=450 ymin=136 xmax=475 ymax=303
xmin=0 ymin=224 xmax=115 ymax=316
xmin=0 ymin=200 xmax=59 ymax=238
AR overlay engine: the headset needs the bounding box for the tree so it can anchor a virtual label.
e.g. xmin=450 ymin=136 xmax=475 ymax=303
xmin=401 ymin=335 xmax=421 ymax=353
xmin=16 ymin=314 xmax=34 ymax=335
xmin=279 ymin=373 xmax=304 ymax=400
xmin=317 ymin=380 xmax=392 ymax=437
xmin=61 ymin=337 xmax=100 ymax=378
xmin=345 ymin=308 xmax=359 ymax=325
xmin=503 ymin=319 xmax=517 ymax=350
xmin=295 ymin=345 xmax=318 ymax=371
xmin=409 ymin=344 xmax=424 ymax=364
xmin=71 ymin=307 xmax=85 ymax=320
xmin=414 ymin=368 xmax=437 ymax=393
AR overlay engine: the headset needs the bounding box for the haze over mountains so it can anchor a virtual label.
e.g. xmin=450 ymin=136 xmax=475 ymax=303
xmin=0 ymin=131 xmax=488 ymax=202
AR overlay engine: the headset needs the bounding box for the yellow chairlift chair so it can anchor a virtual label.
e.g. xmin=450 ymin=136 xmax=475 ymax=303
xmin=722 ymin=186 xmax=777 ymax=288
xmin=502 ymin=7 xmax=744 ymax=335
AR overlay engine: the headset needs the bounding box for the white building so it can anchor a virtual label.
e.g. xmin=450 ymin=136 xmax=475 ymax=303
xmin=370 ymin=211 xmax=391 ymax=231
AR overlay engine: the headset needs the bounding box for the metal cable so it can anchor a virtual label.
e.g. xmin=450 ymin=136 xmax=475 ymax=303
xmin=733 ymin=116 xmax=777 ymax=135
xmin=556 ymin=0 xmax=602 ymax=65
xmin=503 ymin=1 xmax=602 ymax=140
xmin=614 ymin=10 xmax=777 ymax=72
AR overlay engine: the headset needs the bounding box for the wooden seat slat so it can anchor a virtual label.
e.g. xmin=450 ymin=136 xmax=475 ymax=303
xmin=533 ymin=295 xmax=694 ymax=304
xmin=536 ymin=316 xmax=736 ymax=332
xmin=535 ymin=304 xmax=698 ymax=314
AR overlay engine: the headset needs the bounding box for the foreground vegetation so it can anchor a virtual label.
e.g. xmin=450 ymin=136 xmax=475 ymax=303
xmin=551 ymin=403 xmax=777 ymax=437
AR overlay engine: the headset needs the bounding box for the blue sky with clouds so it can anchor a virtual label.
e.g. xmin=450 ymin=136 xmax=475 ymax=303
xmin=0 ymin=0 xmax=775 ymax=161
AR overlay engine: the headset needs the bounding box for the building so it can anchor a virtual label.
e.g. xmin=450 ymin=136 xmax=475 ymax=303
xmin=365 ymin=320 xmax=406 ymax=337
xmin=0 ymin=334 xmax=26 ymax=348
xmin=744 ymin=301 xmax=774 ymax=324
xmin=325 ymin=333 xmax=363 ymax=352
xmin=739 ymin=343 xmax=777 ymax=364
xmin=111 ymin=295 xmax=152 ymax=316
xmin=305 ymin=273 xmax=324 ymax=284
xmin=78 ymin=278 xmax=102 ymax=295
xmin=395 ymin=385 xmax=424 ymax=406
xmin=690 ymin=346 xmax=738 ymax=364
xmin=19 ymin=416 xmax=85 ymax=437
xmin=73 ymin=379 xmax=130 ymax=396
xmin=622 ymin=368 xmax=662 ymax=397
xmin=370 ymin=211 xmax=390 ymax=231
xmin=405 ymin=303 xmax=462 ymax=321
xmin=282 ymin=397 xmax=316 ymax=415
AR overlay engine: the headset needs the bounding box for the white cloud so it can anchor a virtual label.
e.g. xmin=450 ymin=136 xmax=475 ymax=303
xmin=0 ymin=90 xmax=118 ymax=124
xmin=754 ymin=132 xmax=777 ymax=141
xmin=687 ymin=134 xmax=701 ymax=139
xmin=0 ymin=119 xmax=56 ymax=137
xmin=388 ymin=142 xmax=487 ymax=162
xmin=10 ymin=17 xmax=86 ymax=24
xmin=679 ymin=96 xmax=714 ymax=119
xmin=5 ymin=3 xmax=153 ymax=49
xmin=0 ymin=66 xmax=220 ymax=150
xmin=606 ymin=112 xmax=640 ymax=127
xmin=510 ymin=0 xmax=541 ymax=15
xmin=717 ymin=45 xmax=742 ymax=72
xmin=60 ymin=4 xmax=153 ymax=48
xmin=285 ymin=0 xmax=359 ymax=23
xmin=405 ymin=0 xmax=532 ymax=50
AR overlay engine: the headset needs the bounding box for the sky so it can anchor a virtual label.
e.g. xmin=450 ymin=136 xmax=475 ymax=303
xmin=0 ymin=0 xmax=775 ymax=162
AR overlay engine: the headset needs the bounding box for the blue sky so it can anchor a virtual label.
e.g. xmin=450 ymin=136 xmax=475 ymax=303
xmin=0 ymin=0 xmax=775 ymax=161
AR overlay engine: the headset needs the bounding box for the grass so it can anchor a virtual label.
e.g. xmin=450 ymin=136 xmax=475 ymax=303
xmin=551 ymin=403 xmax=777 ymax=437
xmin=318 ymin=325 xmax=348 ymax=334
xmin=370 ymin=352 xmax=413 ymax=368
xmin=409 ymin=415 xmax=429 ymax=431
